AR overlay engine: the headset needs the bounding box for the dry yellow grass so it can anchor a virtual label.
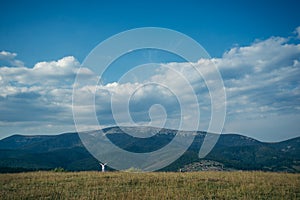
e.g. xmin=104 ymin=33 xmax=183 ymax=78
xmin=0 ymin=171 xmax=299 ymax=199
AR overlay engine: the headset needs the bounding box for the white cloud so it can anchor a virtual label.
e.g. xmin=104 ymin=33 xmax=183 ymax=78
xmin=295 ymin=26 xmax=300 ymax=39
xmin=0 ymin=56 xmax=82 ymax=87
xmin=0 ymin=51 xmax=17 ymax=60
xmin=218 ymin=37 xmax=300 ymax=118
xmin=0 ymin=51 xmax=24 ymax=68
xmin=140 ymin=34 xmax=300 ymax=140
xmin=1 ymin=28 xmax=300 ymax=141
xmin=0 ymin=55 xmax=95 ymax=135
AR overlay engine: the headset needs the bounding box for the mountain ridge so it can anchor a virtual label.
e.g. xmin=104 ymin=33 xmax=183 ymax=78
xmin=0 ymin=126 xmax=299 ymax=173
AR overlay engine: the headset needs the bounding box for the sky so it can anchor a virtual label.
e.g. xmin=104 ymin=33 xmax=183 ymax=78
xmin=0 ymin=0 xmax=300 ymax=141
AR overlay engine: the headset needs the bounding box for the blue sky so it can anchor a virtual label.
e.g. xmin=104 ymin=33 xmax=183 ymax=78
xmin=0 ymin=0 xmax=300 ymax=141
xmin=1 ymin=0 xmax=300 ymax=66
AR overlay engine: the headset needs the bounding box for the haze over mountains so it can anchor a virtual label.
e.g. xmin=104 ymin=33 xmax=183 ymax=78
xmin=0 ymin=126 xmax=299 ymax=173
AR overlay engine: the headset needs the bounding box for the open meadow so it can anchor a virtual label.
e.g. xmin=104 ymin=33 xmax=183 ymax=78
xmin=0 ymin=171 xmax=299 ymax=199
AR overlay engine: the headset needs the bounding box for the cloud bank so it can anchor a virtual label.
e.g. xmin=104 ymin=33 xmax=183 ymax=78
xmin=1 ymin=27 xmax=300 ymax=141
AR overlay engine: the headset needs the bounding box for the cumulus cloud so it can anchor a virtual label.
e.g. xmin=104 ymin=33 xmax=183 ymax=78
xmin=1 ymin=29 xmax=300 ymax=141
xmin=295 ymin=26 xmax=300 ymax=39
xmin=0 ymin=55 xmax=95 ymax=137
xmin=0 ymin=56 xmax=83 ymax=87
xmin=0 ymin=51 xmax=24 ymax=68
xmin=146 ymin=35 xmax=300 ymax=139
xmin=219 ymin=36 xmax=300 ymax=118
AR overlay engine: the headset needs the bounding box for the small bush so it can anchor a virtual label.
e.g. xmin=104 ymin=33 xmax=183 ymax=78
xmin=52 ymin=167 xmax=66 ymax=172
xmin=124 ymin=167 xmax=143 ymax=172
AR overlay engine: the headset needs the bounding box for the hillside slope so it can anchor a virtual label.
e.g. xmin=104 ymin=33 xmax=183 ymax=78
xmin=0 ymin=127 xmax=299 ymax=172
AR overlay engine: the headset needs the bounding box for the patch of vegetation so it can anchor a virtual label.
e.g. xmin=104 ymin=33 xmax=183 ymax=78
xmin=52 ymin=167 xmax=66 ymax=172
xmin=0 ymin=171 xmax=299 ymax=199
xmin=124 ymin=167 xmax=143 ymax=172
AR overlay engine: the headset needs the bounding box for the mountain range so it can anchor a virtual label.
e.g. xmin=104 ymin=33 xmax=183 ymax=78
xmin=0 ymin=126 xmax=299 ymax=173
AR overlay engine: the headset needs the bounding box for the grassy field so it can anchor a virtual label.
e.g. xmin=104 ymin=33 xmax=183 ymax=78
xmin=0 ymin=171 xmax=299 ymax=199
